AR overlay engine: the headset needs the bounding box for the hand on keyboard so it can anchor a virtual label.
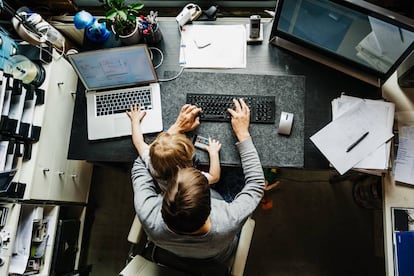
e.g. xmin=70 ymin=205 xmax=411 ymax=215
xmin=186 ymin=93 xmax=275 ymax=123
xmin=168 ymin=104 xmax=202 ymax=134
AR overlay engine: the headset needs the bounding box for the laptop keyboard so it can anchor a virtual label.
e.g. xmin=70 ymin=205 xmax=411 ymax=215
xmin=95 ymin=87 xmax=153 ymax=116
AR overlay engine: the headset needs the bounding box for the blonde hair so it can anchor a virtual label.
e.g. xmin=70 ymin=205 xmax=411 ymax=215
xmin=149 ymin=132 xmax=195 ymax=181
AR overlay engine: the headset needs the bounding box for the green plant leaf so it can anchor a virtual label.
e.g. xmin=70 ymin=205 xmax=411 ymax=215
xmin=118 ymin=10 xmax=127 ymax=20
xmin=130 ymin=3 xmax=144 ymax=10
xmin=105 ymin=9 xmax=118 ymax=19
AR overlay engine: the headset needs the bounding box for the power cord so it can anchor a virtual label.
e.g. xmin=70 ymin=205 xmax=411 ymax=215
xmin=149 ymin=46 xmax=185 ymax=82
xmin=158 ymin=67 xmax=185 ymax=82
xmin=148 ymin=46 xmax=164 ymax=69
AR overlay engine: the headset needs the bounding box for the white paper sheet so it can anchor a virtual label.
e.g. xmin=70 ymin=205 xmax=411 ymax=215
xmin=394 ymin=137 xmax=414 ymax=185
xmin=311 ymin=101 xmax=393 ymax=175
xmin=400 ymin=125 xmax=414 ymax=139
xmin=9 ymin=207 xmax=37 ymax=274
xmin=179 ymin=24 xmax=246 ymax=68
xmin=331 ymin=95 xmax=394 ymax=170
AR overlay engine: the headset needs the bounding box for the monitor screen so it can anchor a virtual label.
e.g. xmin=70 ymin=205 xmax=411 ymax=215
xmin=270 ymin=0 xmax=414 ymax=84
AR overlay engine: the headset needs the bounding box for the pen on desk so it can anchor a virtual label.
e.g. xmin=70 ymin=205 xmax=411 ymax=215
xmin=346 ymin=131 xmax=369 ymax=153
xmin=399 ymin=28 xmax=404 ymax=42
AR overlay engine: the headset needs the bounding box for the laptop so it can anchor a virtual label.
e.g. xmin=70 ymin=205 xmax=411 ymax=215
xmin=68 ymin=45 xmax=163 ymax=140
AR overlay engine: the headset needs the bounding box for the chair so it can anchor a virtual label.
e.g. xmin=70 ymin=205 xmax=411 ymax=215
xmin=119 ymin=216 xmax=256 ymax=276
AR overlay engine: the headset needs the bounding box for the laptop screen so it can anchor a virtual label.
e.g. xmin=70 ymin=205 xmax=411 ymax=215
xmin=68 ymin=45 xmax=158 ymax=91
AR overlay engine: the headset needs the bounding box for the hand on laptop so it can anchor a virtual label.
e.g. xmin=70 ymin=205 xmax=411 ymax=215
xmin=127 ymin=105 xmax=146 ymax=127
xmin=127 ymin=105 xmax=149 ymax=156
xmin=168 ymin=104 xmax=202 ymax=134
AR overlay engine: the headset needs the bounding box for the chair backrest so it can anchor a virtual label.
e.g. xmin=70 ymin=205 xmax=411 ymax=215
xmin=142 ymin=241 xmax=230 ymax=275
xmin=120 ymin=216 xmax=256 ymax=276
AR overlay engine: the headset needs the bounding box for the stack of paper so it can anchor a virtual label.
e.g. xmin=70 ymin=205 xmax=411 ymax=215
xmin=394 ymin=125 xmax=414 ymax=185
xmin=310 ymin=95 xmax=394 ymax=175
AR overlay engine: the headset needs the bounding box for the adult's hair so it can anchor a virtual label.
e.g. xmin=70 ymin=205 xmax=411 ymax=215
xmin=150 ymin=132 xmax=195 ymax=182
xmin=162 ymin=167 xmax=211 ymax=233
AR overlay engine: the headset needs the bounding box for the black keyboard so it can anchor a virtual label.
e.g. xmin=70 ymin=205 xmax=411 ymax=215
xmin=95 ymin=87 xmax=152 ymax=117
xmin=186 ymin=93 xmax=275 ymax=123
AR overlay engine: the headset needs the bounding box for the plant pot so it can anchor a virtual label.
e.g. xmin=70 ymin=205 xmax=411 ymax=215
xmin=112 ymin=20 xmax=142 ymax=45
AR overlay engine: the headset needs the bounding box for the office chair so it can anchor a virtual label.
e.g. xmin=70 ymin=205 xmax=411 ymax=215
xmin=119 ymin=216 xmax=256 ymax=276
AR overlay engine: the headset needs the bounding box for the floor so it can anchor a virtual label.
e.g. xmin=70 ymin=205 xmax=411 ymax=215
xmin=81 ymin=164 xmax=385 ymax=276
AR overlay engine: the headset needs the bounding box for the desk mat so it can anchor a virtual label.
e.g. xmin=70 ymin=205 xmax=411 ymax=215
xmin=161 ymin=71 xmax=305 ymax=168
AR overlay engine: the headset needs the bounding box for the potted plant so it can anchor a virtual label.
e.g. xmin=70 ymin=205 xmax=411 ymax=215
xmin=99 ymin=0 xmax=144 ymax=44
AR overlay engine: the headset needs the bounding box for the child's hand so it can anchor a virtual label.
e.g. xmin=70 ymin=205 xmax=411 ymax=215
xmin=206 ymin=137 xmax=221 ymax=154
xmin=127 ymin=104 xmax=146 ymax=126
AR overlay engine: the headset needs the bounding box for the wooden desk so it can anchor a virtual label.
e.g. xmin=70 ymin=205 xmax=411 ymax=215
xmin=68 ymin=18 xmax=380 ymax=167
xmin=381 ymin=72 xmax=414 ymax=276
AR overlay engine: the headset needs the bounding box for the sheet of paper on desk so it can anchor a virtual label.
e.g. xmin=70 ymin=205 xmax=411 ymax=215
xmin=331 ymin=95 xmax=394 ymax=170
xmin=311 ymin=101 xmax=393 ymax=175
xmin=400 ymin=125 xmax=414 ymax=138
xmin=394 ymin=126 xmax=414 ymax=185
xmin=179 ymin=24 xmax=246 ymax=68
xmin=394 ymin=137 xmax=414 ymax=185
xmin=9 ymin=207 xmax=36 ymax=274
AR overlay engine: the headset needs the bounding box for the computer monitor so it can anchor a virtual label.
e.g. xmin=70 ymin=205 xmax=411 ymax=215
xmin=270 ymin=0 xmax=414 ymax=87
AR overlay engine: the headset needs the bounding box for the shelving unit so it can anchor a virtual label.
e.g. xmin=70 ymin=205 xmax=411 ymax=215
xmin=0 ymin=50 xmax=93 ymax=275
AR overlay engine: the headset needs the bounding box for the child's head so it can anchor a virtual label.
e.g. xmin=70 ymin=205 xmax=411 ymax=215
xmin=149 ymin=132 xmax=195 ymax=181
xmin=161 ymin=167 xmax=210 ymax=233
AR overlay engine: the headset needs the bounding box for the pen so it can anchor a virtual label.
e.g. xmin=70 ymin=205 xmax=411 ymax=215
xmin=346 ymin=131 xmax=369 ymax=153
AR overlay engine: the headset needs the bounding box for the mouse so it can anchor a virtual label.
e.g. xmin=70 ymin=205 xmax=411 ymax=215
xmin=278 ymin=111 xmax=294 ymax=135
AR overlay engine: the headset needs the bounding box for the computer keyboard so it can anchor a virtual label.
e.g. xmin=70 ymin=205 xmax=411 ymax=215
xmin=186 ymin=93 xmax=275 ymax=123
xmin=95 ymin=88 xmax=153 ymax=116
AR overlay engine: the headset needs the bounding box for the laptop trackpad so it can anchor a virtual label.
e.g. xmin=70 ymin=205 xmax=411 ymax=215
xmin=114 ymin=118 xmax=131 ymax=134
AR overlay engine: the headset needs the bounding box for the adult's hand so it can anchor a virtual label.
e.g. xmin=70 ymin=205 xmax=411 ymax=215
xmin=227 ymin=98 xmax=251 ymax=142
xmin=168 ymin=104 xmax=202 ymax=134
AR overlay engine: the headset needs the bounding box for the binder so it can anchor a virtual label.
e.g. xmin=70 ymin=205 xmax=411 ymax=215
xmin=394 ymin=231 xmax=414 ymax=276
xmin=51 ymin=219 xmax=81 ymax=275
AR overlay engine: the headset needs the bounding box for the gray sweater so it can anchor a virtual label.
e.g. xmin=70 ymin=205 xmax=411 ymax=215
xmin=131 ymin=137 xmax=265 ymax=261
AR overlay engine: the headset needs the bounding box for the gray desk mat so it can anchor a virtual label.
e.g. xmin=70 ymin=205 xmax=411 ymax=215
xmin=160 ymin=71 xmax=305 ymax=167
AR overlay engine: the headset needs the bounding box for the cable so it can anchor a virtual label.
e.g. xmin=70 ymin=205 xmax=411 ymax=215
xmin=158 ymin=66 xmax=185 ymax=82
xmin=148 ymin=21 xmax=186 ymax=83
xmin=31 ymin=43 xmax=65 ymax=61
xmin=148 ymin=47 xmax=163 ymax=69
xmin=148 ymin=45 xmax=185 ymax=82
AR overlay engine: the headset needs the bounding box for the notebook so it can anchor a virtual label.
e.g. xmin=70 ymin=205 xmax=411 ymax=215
xmin=68 ymin=45 xmax=163 ymax=140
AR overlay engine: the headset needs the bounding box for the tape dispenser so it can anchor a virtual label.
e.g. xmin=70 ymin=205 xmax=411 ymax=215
xmin=176 ymin=3 xmax=202 ymax=26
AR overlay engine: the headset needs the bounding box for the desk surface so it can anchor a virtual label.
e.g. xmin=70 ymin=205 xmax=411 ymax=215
xmin=68 ymin=18 xmax=381 ymax=168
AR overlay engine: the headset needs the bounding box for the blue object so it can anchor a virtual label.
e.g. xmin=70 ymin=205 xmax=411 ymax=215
xmin=74 ymin=10 xmax=110 ymax=43
xmin=395 ymin=231 xmax=414 ymax=276
xmin=0 ymin=30 xmax=17 ymax=70
xmin=74 ymin=10 xmax=94 ymax=29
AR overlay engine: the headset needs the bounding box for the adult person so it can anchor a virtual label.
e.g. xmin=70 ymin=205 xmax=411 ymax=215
xmin=131 ymin=98 xmax=265 ymax=264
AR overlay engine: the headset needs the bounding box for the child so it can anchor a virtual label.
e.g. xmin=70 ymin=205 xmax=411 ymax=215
xmin=127 ymin=104 xmax=221 ymax=191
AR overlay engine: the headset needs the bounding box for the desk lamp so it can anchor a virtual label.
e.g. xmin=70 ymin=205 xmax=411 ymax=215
xmin=74 ymin=10 xmax=110 ymax=43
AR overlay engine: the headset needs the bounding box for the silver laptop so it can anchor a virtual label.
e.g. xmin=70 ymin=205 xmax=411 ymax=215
xmin=68 ymin=45 xmax=163 ymax=140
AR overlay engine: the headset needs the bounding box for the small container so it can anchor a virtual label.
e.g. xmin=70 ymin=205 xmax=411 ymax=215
xmin=144 ymin=24 xmax=162 ymax=44
xmin=4 ymin=55 xmax=45 ymax=87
